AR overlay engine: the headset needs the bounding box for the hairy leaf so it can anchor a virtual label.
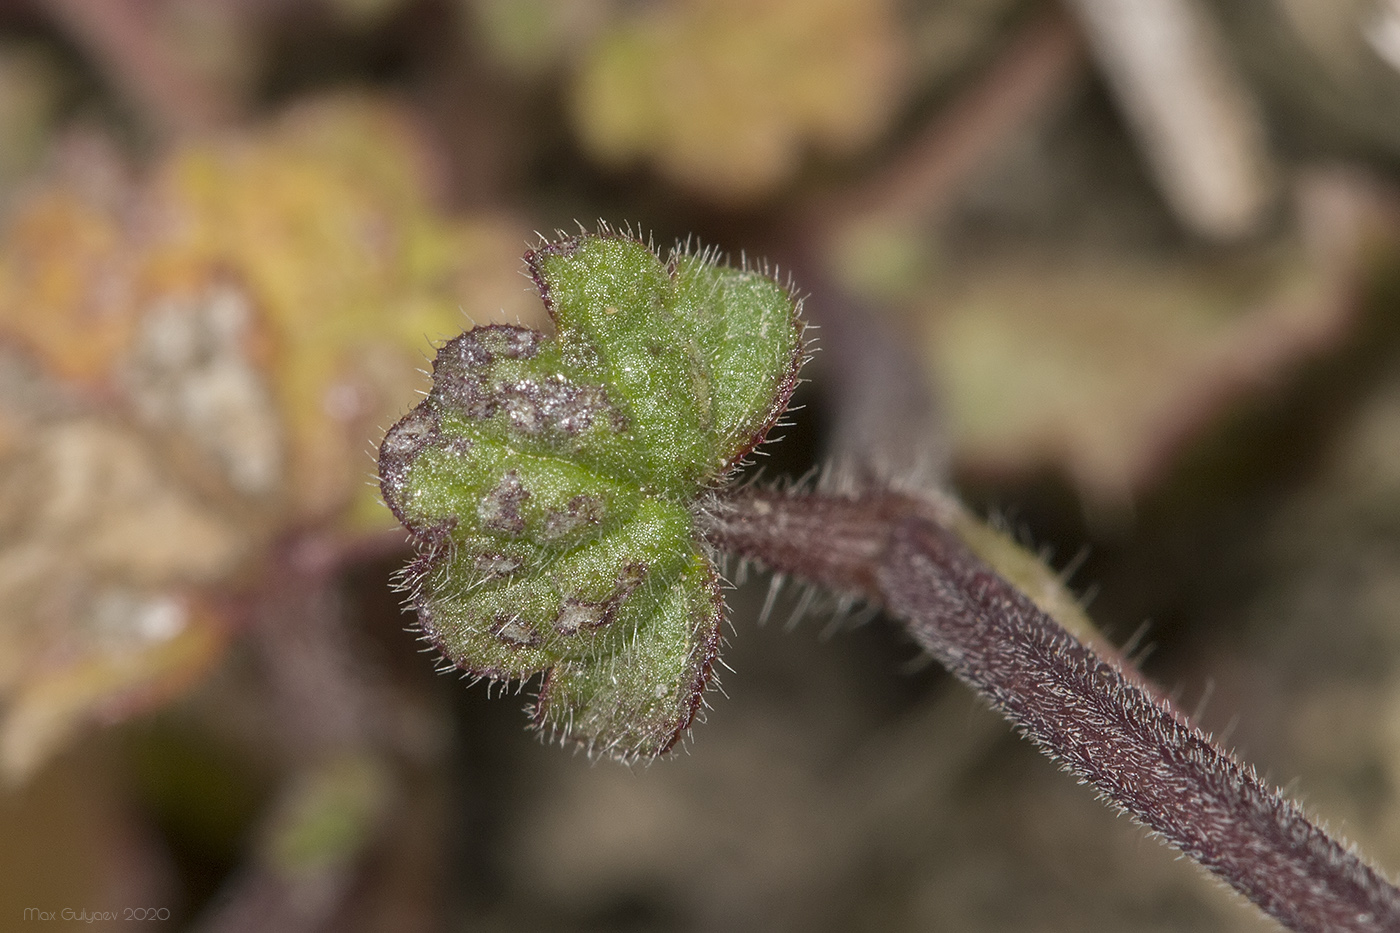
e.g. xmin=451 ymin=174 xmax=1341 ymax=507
xmin=380 ymin=233 xmax=803 ymax=758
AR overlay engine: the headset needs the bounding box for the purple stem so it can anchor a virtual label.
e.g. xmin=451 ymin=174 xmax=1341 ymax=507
xmin=702 ymin=485 xmax=1400 ymax=933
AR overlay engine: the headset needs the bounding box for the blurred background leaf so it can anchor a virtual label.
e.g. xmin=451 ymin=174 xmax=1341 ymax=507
xmin=569 ymin=0 xmax=909 ymax=202
xmin=0 ymin=93 xmax=541 ymax=790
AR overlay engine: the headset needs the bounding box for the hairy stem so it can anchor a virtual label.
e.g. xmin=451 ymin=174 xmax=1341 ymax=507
xmin=703 ymin=485 xmax=1400 ymax=933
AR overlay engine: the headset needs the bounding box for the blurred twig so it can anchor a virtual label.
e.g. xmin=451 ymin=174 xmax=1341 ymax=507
xmin=809 ymin=4 xmax=1085 ymax=236
xmin=39 ymin=0 xmax=235 ymax=136
xmin=789 ymin=6 xmax=1086 ymax=492
xmin=1062 ymin=0 xmax=1278 ymax=240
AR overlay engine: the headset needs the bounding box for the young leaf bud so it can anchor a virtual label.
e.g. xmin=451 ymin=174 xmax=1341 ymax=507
xmin=380 ymin=232 xmax=804 ymax=759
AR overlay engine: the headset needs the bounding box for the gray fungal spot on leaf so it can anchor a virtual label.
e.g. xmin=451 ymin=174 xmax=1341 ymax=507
xmin=500 ymin=379 xmax=544 ymax=432
xmin=475 ymin=552 xmax=523 ymax=577
xmin=478 ymin=470 xmax=529 ymax=535
xmin=438 ymin=370 xmax=497 ymax=419
xmin=480 ymin=326 xmax=542 ymax=359
xmin=443 ymin=435 xmax=474 ymax=456
xmin=615 ymin=562 xmax=647 ymax=592
xmin=378 ymin=406 xmax=441 ymax=523
xmin=491 ymin=614 xmax=540 ymax=647
xmin=541 ymin=494 xmax=605 ymax=541
xmin=434 ymin=327 xmax=545 ymax=420
xmin=499 ymin=375 xmax=621 ymax=437
xmin=381 ymin=406 xmax=439 ymax=456
xmin=552 ymin=562 xmax=650 ymax=636
xmin=554 ymin=600 xmax=606 ymax=635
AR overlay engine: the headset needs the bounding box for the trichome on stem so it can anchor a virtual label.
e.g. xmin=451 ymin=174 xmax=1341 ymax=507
xmin=705 ymin=485 xmax=1400 ymax=933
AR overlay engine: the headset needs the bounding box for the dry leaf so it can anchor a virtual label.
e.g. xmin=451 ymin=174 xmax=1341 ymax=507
xmin=920 ymin=173 xmax=1394 ymax=511
xmin=0 ymin=94 xmax=543 ymax=781
xmin=571 ymin=0 xmax=908 ymax=201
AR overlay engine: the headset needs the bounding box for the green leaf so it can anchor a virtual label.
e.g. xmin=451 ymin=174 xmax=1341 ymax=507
xmin=379 ymin=232 xmax=802 ymax=758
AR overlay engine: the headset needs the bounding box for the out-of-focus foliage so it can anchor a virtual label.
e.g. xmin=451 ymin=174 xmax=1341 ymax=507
xmin=0 ymin=95 xmax=539 ymax=783
xmin=905 ymin=0 xmax=1031 ymax=86
xmin=263 ymin=751 xmax=391 ymax=878
xmin=827 ymin=65 xmax=1400 ymax=515
xmin=465 ymin=0 xmax=615 ymax=77
xmin=1221 ymin=0 xmax=1400 ymax=156
xmin=466 ymin=0 xmax=1021 ymax=186
xmin=0 ymin=41 xmax=67 ymax=196
xmin=151 ymin=0 xmax=261 ymax=101
xmin=327 ymin=0 xmax=412 ymax=29
xmin=569 ymin=0 xmax=909 ymax=201
xmin=922 ymin=174 xmax=1393 ymax=508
